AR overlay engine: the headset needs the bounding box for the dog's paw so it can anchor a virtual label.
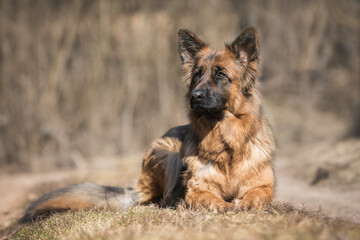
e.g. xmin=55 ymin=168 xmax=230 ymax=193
xmin=233 ymin=197 xmax=264 ymax=211
xmin=212 ymin=201 xmax=235 ymax=213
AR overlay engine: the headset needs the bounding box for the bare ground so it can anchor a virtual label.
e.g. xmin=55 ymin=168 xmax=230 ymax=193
xmin=275 ymin=161 xmax=360 ymax=223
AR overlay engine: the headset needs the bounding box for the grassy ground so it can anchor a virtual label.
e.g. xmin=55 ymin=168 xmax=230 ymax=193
xmin=4 ymin=203 xmax=360 ymax=240
xmin=1 ymin=152 xmax=360 ymax=239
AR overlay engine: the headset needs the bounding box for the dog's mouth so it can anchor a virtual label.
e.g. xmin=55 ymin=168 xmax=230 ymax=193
xmin=190 ymin=102 xmax=225 ymax=119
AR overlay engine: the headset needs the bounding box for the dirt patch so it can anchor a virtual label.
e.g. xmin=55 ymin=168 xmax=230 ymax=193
xmin=290 ymin=139 xmax=360 ymax=189
xmin=0 ymin=170 xmax=80 ymax=230
xmin=0 ymin=154 xmax=141 ymax=231
xmin=275 ymin=162 xmax=360 ymax=223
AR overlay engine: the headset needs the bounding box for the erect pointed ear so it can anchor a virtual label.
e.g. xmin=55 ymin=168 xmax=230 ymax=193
xmin=226 ymin=27 xmax=260 ymax=95
xmin=226 ymin=27 xmax=259 ymax=69
xmin=178 ymin=29 xmax=207 ymax=87
xmin=178 ymin=28 xmax=206 ymax=64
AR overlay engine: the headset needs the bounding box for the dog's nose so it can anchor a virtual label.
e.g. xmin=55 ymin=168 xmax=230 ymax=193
xmin=191 ymin=90 xmax=205 ymax=102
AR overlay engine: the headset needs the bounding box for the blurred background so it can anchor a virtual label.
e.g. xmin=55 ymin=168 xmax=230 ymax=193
xmin=0 ymin=0 xmax=359 ymax=185
xmin=0 ymin=0 xmax=360 ymax=227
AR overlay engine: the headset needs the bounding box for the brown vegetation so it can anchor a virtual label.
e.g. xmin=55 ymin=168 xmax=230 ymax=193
xmin=0 ymin=0 xmax=359 ymax=174
xmin=5 ymin=204 xmax=360 ymax=240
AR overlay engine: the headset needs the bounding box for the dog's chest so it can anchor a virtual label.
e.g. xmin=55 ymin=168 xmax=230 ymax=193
xmin=189 ymin=154 xmax=249 ymax=200
xmin=186 ymin=124 xmax=258 ymax=199
xmin=191 ymin=140 xmax=249 ymax=199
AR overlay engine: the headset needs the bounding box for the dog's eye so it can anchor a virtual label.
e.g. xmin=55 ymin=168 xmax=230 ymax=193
xmin=194 ymin=71 xmax=201 ymax=79
xmin=217 ymin=71 xmax=226 ymax=78
xmin=216 ymin=71 xmax=231 ymax=83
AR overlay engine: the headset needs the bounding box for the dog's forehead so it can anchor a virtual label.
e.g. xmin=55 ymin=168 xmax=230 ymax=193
xmin=197 ymin=48 xmax=236 ymax=70
xmin=199 ymin=49 xmax=225 ymax=61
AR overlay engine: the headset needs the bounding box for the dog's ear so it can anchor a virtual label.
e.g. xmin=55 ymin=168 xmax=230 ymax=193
xmin=178 ymin=29 xmax=206 ymax=64
xmin=178 ymin=29 xmax=206 ymax=86
xmin=226 ymin=27 xmax=259 ymax=68
xmin=226 ymin=27 xmax=260 ymax=95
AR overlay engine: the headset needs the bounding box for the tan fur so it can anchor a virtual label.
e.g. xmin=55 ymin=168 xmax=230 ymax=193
xmin=21 ymin=27 xmax=276 ymax=222
xmin=137 ymin=27 xmax=276 ymax=212
xmin=137 ymin=137 xmax=182 ymax=203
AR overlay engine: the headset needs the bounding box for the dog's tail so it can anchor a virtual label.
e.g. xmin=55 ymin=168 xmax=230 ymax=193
xmin=19 ymin=183 xmax=137 ymax=223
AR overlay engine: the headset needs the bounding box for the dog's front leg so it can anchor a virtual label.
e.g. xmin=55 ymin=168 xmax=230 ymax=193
xmin=185 ymin=190 xmax=234 ymax=212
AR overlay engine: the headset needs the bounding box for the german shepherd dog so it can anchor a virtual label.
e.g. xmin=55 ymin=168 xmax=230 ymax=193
xmin=21 ymin=27 xmax=275 ymax=222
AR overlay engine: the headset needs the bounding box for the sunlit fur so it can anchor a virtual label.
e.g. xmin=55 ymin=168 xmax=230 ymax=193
xmin=137 ymin=27 xmax=276 ymax=212
xmin=21 ymin=27 xmax=276 ymax=222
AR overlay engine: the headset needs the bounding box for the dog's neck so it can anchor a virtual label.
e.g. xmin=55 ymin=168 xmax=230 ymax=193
xmin=190 ymin=103 xmax=263 ymax=163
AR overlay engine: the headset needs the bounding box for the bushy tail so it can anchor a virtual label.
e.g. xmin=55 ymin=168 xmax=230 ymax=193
xmin=20 ymin=183 xmax=137 ymax=222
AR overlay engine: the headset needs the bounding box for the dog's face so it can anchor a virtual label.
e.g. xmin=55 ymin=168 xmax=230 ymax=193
xmin=178 ymin=28 xmax=260 ymax=120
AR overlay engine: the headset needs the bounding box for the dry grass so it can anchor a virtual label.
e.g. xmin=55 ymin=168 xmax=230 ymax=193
xmin=0 ymin=153 xmax=359 ymax=239
xmin=4 ymin=204 xmax=359 ymax=240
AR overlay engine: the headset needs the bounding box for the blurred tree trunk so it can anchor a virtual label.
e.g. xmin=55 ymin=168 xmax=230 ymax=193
xmin=350 ymin=1 xmax=360 ymax=137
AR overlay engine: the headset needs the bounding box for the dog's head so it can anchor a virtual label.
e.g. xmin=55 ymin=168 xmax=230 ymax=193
xmin=178 ymin=27 xmax=260 ymax=120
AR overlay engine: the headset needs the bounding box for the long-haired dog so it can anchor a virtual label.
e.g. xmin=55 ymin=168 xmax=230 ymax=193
xmin=21 ymin=27 xmax=275 ymax=221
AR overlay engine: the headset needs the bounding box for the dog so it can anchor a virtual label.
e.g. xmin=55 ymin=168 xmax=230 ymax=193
xmin=21 ymin=27 xmax=276 ymax=222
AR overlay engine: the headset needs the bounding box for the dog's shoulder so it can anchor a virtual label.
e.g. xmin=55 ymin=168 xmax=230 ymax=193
xmin=162 ymin=124 xmax=190 ymax=142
